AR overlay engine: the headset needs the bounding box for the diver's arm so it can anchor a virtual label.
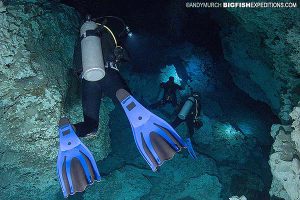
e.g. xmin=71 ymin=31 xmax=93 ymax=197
xmin=114 ymin=46 xmax=131 ymax=62
xmin=176 ymin=84 xmax=184 ymax=90
xmin=121 ymin=47 xmax=130 ymax=62
xmin=160 ymin=82 xmax=166 ymax=88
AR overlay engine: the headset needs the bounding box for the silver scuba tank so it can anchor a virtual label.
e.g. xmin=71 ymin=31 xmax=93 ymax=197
xmin=178 ymin=96 xmax=195 ymax=120
xmin=80 ymin=20 xmax=105 ymax=81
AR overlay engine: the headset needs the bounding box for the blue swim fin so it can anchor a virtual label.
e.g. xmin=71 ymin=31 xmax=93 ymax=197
xmin=57 ymin=118 xmax=101 ymax=198
xmin=186 ymin=138 xmax=197 ymax=159
xmin=116 ymin=89 xmax=186 ymax=171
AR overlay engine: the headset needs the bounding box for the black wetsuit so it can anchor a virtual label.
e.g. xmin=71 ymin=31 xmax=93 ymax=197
xmin=74 ymin=68 xmax=129 ymax=136
xmin=150 ymin=80 xmax=183 ymax=108
xmin=73 ymin=24 xmax=129 ymax=137
xmin=171 ymin=98 xmax=201 ymax=137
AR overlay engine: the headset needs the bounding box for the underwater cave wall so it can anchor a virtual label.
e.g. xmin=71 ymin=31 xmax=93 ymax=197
xmin=0 ymin=1 xmax=112 ymax=199
xmin=214 ymin=5 xmax=300 ymax=120
xmin=213 ymin=4 xmax=300 ymax=200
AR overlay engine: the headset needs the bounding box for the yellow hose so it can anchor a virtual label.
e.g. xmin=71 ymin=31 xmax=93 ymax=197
xmin=96 ymin=23 xmax=119 ymax=47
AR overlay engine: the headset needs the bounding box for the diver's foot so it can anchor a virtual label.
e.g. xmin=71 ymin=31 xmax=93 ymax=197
xmin=73 ymin=123 xmax=98 ymax=138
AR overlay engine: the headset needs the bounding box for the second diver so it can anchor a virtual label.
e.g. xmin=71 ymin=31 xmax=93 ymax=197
xmin=171 ymin=92 xmax=203 ymax=159
xmin=149 ymin=76 xmax=183 ymax=109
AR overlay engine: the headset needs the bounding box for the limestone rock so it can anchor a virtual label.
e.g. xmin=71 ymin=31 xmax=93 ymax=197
xmin=178 ymin=174 xmax=222 ymax=200
xmin=84 ymin=166 xmax=152 ymax=200
xmin=269 ymin=153 xmax=300 ymax=200
xmin=270 ymin=177 xmax=291 ymax=200
xmin=229 ymin=195 xmax=247 ymax=200
xmin=0 ymin=1 xmax=110 ymax=199
xmin=269 ymin=106 xmax=300 ymax=199
xmin=213 ymin=5 xmax=300 ymax=199
xmin=141 ymin=154 xmax=220 ymax=199
xmin=271 ymin=125 xmax=297 ymax=161
xmin=215 ymin=3 xmax=300 ymax=115
xmin=279 ymin=91 xmax=294 ymax=123
xmin=290 ymin=105 xmax=300 ymax=151
xmin=0 ymin=1 xmax=6 ymax=12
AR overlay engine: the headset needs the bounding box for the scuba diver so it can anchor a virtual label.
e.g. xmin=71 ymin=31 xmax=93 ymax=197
xmin=56 ymin=15 xmax=188 ymax=198
xmin=171 ymin=92 xmax=203 ymax=159
xmin=150 ymin=76 xmax=183 ymax=109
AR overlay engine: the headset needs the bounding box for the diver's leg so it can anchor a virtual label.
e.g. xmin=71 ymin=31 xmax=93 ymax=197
xmin=102 ymin=68 xmax=131 ymax=103
xmin=149 ymin=99 xmax=165 ymax=109
xmin=185 ymin=117 xmax=198 ymax=159
xmin=186 ymin=118 xmax=195 ymax=138
xmin=171 ymin=116 xmax=184 ymax=128
xmin=171 ymin=97 xmax=179 ymax=108
xmin=74 ymin=79 xmax=102 ymax=137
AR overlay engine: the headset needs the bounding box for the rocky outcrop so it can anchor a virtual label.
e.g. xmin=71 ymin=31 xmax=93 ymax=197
xmin=269 ymin=104 xmax=300 ymax=200
xmin=0 ymin=1 xmax=112 ymax=199
xmin=84 ymin=166 xmax=153 ymax=200
xmin=213 ymin=5 xmax=300 ymax=199
xmin=215 ymin=6 xmax=300 ymax=117
xmin=229 ymin=195 xmax=247 ymax=200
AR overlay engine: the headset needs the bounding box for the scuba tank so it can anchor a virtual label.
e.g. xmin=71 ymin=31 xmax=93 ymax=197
xmin=80 ymin=18 xmax=105 ymax=81
xmin=178 ymin=96 xmax=195 ymax=120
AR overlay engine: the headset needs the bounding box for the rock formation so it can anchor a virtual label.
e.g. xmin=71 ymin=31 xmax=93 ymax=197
xmin=215 ymin=4 xmax=300 ymax=199
xmin=215 ymin=5 xmax=300 ymax=117
xmin=0 ymin=1 xmax=112 ymax=199
xmin=269 ymin=105 xmax=300 ymax=200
